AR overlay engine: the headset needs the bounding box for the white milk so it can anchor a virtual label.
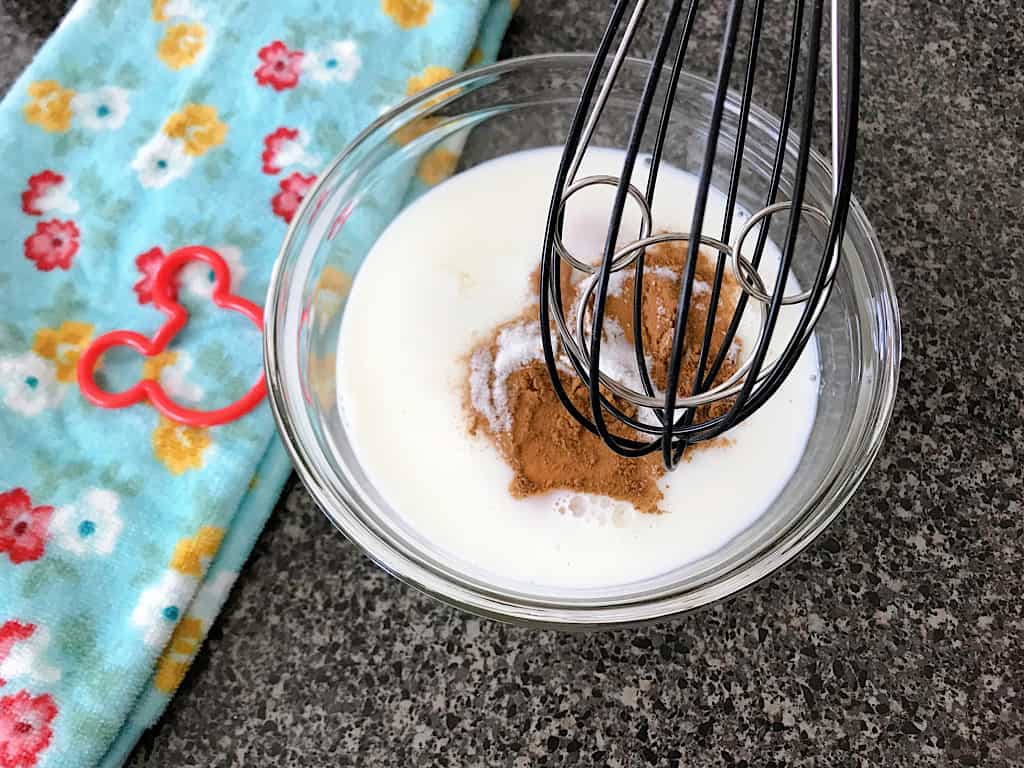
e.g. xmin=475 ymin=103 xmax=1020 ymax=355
xmin=336 ymin=147 xmax=818 ymax=590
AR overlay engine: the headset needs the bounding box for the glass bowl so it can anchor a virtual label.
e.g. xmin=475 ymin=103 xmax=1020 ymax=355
xmin=263 ymin=54 xmax=900 ymax=628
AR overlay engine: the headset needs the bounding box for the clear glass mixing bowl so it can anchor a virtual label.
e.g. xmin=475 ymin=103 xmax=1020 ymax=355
xmin=264 ymin=54 xmax=900 ymax=628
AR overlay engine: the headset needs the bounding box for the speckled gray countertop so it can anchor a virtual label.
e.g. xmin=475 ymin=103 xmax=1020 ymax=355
xmin=3 ymin=1 xmax=1022 ymax=765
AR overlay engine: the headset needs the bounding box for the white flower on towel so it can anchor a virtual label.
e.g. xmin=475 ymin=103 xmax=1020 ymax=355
xmin=132 ymin=570 xmax=197 ymax=647
xmin=188 ymin=570 xmax=239 ymax=626
xmin=21 ymin=170 xmax=79 ymax=216
xmin=155 ymin=0 xmax=206 ymax=22
xmin=261 ymin=127 xmax=320 ymax=175
xmin=131 ymin=134 xmax=193 ymax=189
xmin=302 ymin=40 xmax=361 ymax=84
xmin=0 ymin=624 xmax=61 ymax=684
xmin=52 ymin=488 xmax=123 ymax=557
xmin=0 ymin=353 xmax=65 ymax=416
xmin=72 ymin=86 xmax=131 ymax=132
xmin=144 ymin=350 xmax=204 ymax=404
xmin=180 ymin=244 xmax=247 ymax=299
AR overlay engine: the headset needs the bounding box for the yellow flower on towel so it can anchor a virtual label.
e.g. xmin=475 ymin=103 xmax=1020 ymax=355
xmin=416 ymin=147 xmax=458 ymax=186
xmin=140 ymin=350 xmax=203 ymax=404
xmin=392 ymin=65 xmax=456 ymax=146
xmin=163 ymin=103 xmax=228 ymax=156
xmin=170 ymin=526 xmax=224 ymax=576
xmin=158 ymin=23 xmax=206 ymax=70
xmin=466 ymin=47 xmax=485 ymax=67
xmin=152 ymin=416 xmax=211 ymax=474
xmin=154 ymin=616 xmax=201 ymax=692
xmin=32 ymin=321 xmax=93 ymax=383
xmin=152 ymin=570 xmax=236 ymax=693
xmin=314 ymin=266 xmax=352 ymax=307
xmin=392 ymin=116 xmax=437 ymax=146
xmin=142 ymin=351 xmax=177 ymax=382
xmin=406 ymin=66 xmax=454 ymax=97
xmin=313 ymin=267 xmax=351 ymax=329
xmin=308 ymin=352 xmax=337 ymax=409
xmin=317 ymin=266 xmax=352 ymax=296
xmin=382 ymin=0 xmax=432 ymax=29
xmin=24 ymin=80 xmax=75 ymax=133
xmin=152 ymin=0 xmax=170 ymax=20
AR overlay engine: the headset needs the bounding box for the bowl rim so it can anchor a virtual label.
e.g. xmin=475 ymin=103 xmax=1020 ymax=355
xmin=263 ymin=52 xmax=902 ymax=628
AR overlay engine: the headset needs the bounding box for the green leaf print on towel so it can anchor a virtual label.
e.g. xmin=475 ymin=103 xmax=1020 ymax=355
xmin=22 ymin=558 xmax=81 ymax=598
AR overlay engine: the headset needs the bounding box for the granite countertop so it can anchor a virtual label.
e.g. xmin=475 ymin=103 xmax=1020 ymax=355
xmin=3 ymin=1 xmax=1022 ymax=765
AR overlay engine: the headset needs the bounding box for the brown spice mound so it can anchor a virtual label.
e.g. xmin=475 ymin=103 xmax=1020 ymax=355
xmin=466 ymin=239 xmax=743 ymax=514
xmin=487 ymin=360 xmax=666 ymax=513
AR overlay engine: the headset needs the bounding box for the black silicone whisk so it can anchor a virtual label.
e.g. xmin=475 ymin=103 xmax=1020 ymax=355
xmin=538 ymin=0 xmax=861 ymax=469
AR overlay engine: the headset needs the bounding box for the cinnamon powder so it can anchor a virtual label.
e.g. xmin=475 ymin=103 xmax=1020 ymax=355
xmin=465 ymin=240 xmax=743 ymax=514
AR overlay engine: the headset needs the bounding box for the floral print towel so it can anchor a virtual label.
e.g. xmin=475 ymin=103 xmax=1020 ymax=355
xmin=0 ymin=1 xmax=514 ymax=765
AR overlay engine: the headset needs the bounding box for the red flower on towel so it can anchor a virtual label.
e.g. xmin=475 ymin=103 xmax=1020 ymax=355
xmin=0 ymin=690 xmax=57 ymax=768
xmin=0 ymin=489 xmax=52 ymax=566
xmin=261 ymin=127 xmax=299 ymax=174
xmin=20 ymin=171 xmax=68 ymax=216
xmin=271 ymin=171 xmax=316 ymax=224
xmin=133 ymin=246 xmax=178 ymax=305
xmin=0 ymin=622 xmax=35 ymax=688
xmin=254 ymin=41 xmax=304 ymax=91
xmin=23 ymin=220 xmax=79 ymax=272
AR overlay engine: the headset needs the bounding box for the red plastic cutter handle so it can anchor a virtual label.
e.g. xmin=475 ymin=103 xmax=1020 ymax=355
xmin=76 ymin=245 xmax=267 ymax=427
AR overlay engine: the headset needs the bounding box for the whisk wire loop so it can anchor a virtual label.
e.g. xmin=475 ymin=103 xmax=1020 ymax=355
xmin=538 ymin=0 xmax=861 ymax=469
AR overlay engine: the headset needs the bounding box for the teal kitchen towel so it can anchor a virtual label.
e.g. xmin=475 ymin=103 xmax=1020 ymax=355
xmin=0 ymin=1 xmax=514 ymax=766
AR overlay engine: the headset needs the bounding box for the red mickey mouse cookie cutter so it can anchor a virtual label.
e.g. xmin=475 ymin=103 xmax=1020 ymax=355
xmin=77 ymin=245 xmax=266 ymax=427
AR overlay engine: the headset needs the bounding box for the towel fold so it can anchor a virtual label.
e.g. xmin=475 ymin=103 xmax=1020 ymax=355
xmin=0 ymin=1 xmax=514 ymax=765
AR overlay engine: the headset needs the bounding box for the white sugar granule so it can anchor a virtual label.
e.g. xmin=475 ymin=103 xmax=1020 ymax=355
xmin=594 ymin=317 xmax=645 ymax=393
xmin=470 ymin=320 xmax=545 ymax=433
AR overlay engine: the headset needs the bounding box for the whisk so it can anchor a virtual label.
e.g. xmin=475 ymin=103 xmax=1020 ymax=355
xmin=538 ymin=0 xmax=860 ymax=469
